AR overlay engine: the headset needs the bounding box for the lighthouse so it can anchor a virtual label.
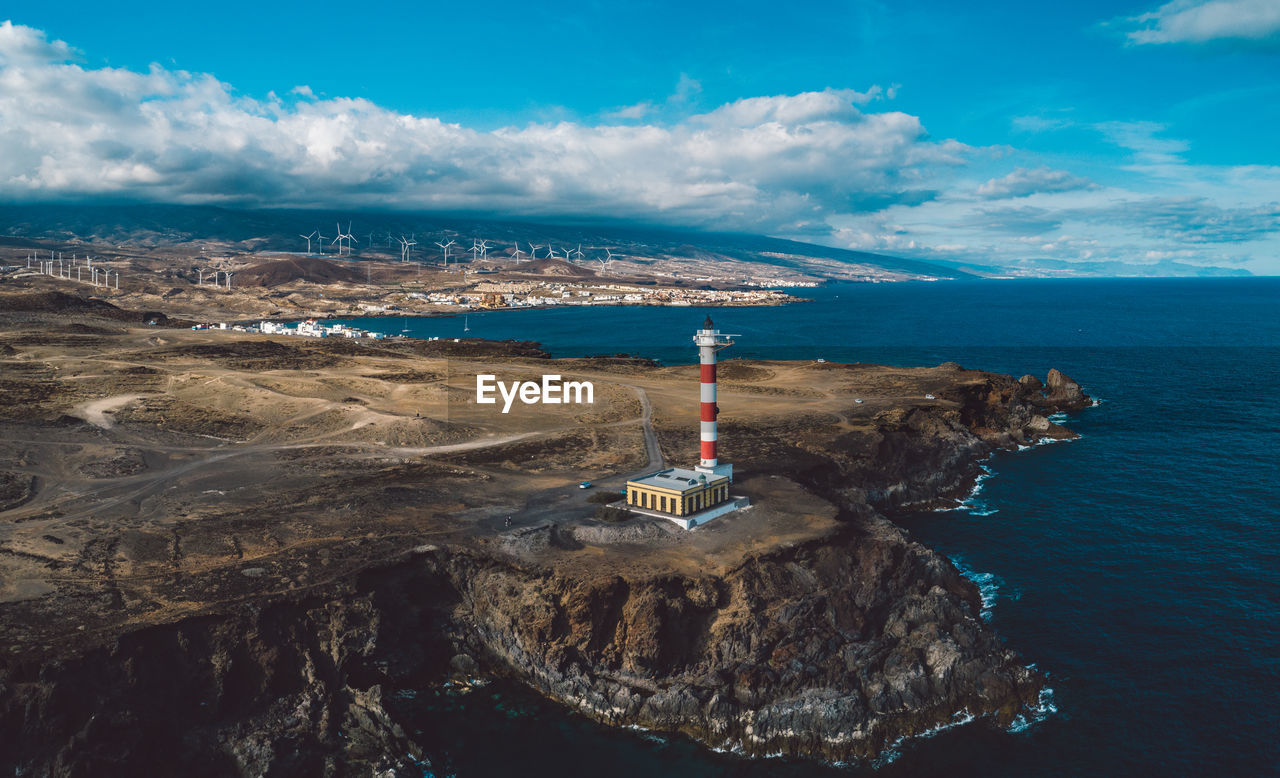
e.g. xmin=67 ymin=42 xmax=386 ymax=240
xmin=693 ymin=315 xmax=737 ymax=482
xmin=622 ymin=315 xmax=745 ymax=529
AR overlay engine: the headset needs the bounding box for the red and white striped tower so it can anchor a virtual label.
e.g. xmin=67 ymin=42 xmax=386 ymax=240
xmin=693 ymin=315 xmax=736 ymax=469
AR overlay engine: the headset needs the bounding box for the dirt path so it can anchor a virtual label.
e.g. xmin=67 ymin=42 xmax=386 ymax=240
xmin=72 ymin=394 xmax=145 ymax=429
xmin=385 ymin=431 xmax=544 ymax=457
xmin=631 ymin=386 xmax=663 ymax=471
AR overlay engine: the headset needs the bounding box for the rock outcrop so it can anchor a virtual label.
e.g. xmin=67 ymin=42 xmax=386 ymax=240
xmin=438 ymin=524 xmax=1039 ymax=763
xmin=1043 ymin=368 xmax=1091 ymax=409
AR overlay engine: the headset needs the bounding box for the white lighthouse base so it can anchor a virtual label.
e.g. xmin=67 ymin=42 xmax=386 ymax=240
xmin=695 ymin=462 xmax=734 ymax=483
xmin=623 ymin=496 xmax=751 ymax=530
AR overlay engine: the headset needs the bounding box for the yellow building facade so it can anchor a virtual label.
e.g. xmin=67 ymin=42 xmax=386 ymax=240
xmin=625 ymin=468 xmax=730 ymax=517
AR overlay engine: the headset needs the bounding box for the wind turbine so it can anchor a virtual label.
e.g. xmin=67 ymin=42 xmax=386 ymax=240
xmin=528 ymin=243 xmax=542 ymax=259
xmin=509 ymin=244 xmax=524 ymax=261
xmin=300 ymin=231 xmax=317 ymax=253
xmin=469 ymin=241 xmax=481 ymax=262
xmin=477 ymin=239 xmax=491 ymax=260
xmin=436 ymin=239 xmax=456 ymax=267
xmin=405 ymin=236 xmax=417 ymax=259
xmin=597 ymin=249 xmax=615 ymax=272
xmin=317 ymin=231 xmax=327 ymax=255
xmin=547 ymin=244 xmax=559 ymax=259
xmin=569 ymin=244 xmax=584 ymax=261
xmin=397 ymin=236 xmax=410 ymax=262
xmin=333 ymin=222 xmax=356 ymax=255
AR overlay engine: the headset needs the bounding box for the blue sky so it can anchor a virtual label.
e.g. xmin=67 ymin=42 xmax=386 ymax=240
xmin=2 ymin=1 xmax=1279 ymax=273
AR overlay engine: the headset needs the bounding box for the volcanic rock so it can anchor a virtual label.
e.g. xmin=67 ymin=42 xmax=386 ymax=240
xmin=1044 ymin=368 xmax=1089 ymax=409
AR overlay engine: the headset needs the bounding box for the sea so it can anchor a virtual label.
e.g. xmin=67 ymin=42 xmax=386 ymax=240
xmin=336 ymin=278 xmax=1279 ymax=777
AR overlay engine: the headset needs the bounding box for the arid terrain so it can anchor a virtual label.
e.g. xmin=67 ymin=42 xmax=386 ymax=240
xmin=2 ymin=240 xmax=803 ymax=326
xmin=0 ymin=288 xmax=1091 ymax=775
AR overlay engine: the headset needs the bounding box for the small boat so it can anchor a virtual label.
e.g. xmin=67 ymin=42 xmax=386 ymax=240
xmin=464 ymin=316 xmax=470 ymax=333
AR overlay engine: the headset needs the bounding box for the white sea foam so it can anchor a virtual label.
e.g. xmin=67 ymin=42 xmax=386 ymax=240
xmin=1007 ymin=683 xmax=1058 ymax=734
xmin=964 ymin=502 xmax=999 ymax=517
xmin=957 ymin=462 xmax=998 ymax=515
xmin=951 ymin=556 xmax=1001 ymax=620
xmin=872 ymin=708 xmax=978 ymax=768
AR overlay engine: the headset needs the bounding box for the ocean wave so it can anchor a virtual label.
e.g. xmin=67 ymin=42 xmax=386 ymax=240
xmin=1007 ymin=683 xmax=1058 ymax=734
xmin=957 ymin=461 xmax=998 ymax=515
xmin=1020 ymin=432 xmax=1081 ymax=451
xmin=872 ymin=708 xmax=977 ymax=768
xmin=950 ymin=556 xmax=1001 ymax=620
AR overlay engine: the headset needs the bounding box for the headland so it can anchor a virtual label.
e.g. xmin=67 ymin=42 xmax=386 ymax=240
xmin=0 ymin=287 xmax=1091 ymax=774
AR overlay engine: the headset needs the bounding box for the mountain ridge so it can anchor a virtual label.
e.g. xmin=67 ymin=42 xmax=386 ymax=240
xmin=0 ymin=202 xmax=970 ymax=282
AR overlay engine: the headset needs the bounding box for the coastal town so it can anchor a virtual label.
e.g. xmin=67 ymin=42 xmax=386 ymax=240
xmin=0 ymin=245 xmax=818 ymax=328
xmin=370 ymin=278 xmax=800 ymax=312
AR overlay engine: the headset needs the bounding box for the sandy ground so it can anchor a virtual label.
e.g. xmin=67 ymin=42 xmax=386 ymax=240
xmin=72 ymin=394 xmax=146 ymax=428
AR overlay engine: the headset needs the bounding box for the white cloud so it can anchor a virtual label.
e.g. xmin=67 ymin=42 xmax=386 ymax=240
xmin=977 ymin=167 xmax=1094 ymax=199
xmin=0 ymin=26 xmax=962 ymax=235
xmin=605 ymin=101 xmax=653 ymax=120
xmin=671 ymin=72 xmax=702 ymax=104
xmin=0 ymin=20 xmax=75 ymax=65
xmin=695 ymin=87 xmax=885 ymax=127
xmin=0 ymin=21 xmax=1277 ymax=274
xmin=1011 ymin=115 xmax=1074 ymax=133
xmin=1126 ymin=0 xmax=1280 ymax=44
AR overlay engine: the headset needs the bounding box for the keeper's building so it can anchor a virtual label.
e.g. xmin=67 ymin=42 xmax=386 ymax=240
xmin=625 ymin=467 xmax=730 ymax=517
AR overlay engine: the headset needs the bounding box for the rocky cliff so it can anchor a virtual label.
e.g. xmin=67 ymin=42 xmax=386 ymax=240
xmin=0 ymin=367 xmax=1089 ymax=775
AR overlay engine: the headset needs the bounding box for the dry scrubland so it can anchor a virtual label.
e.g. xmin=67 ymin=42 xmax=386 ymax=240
xmin=0 ymin=298 xmax=1038 ymax=651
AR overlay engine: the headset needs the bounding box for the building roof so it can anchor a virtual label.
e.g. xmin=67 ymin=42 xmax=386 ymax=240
xmin=627 ymin=467 xmax=728 ymax=493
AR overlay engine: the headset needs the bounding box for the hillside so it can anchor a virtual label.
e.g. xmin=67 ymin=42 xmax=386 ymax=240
xmin=235 ymin=256 xmax=366 ymax=288
xmin=0 ymin=203 xmax=968 ymax=283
